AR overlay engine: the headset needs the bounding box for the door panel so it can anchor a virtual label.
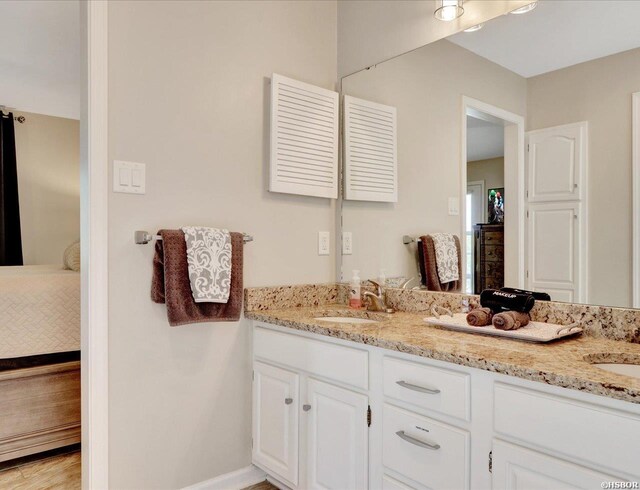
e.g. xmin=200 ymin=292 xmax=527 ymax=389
xmin=492 ymin=439 xmax=622 ymax=490
xmin=306 ymin=378 xmax=368 ymax=490
xmin=252 ymin=361 xmax=299 ymax=486
xmin=527 ymin=123 xmax=586 ymax=202
xmin=527 ymin=202 xmax=580 ymax=302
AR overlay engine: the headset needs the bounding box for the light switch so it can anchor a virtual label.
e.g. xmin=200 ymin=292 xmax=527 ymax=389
xmin=114 ymin=160 xmax=146 ymax=194
xmin=119 ymin=168 xmax=131 ymax=186
xmin=131 ymin=169 xmax=143 ymax=187
xmin=448 ymin=197 xmax=459 ymax=216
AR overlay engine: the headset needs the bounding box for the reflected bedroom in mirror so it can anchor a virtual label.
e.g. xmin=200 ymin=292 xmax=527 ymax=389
xmin=340 ymin=0 xmax=640 ymax=309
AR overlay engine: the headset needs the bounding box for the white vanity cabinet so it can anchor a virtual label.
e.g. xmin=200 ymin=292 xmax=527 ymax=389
xmin=306 ymin=379 xmax=369 ymax=490
xmin=252 ymin=322 xmax=640 ymax=490
xmin=252 ymin=325 xmax=370 ymax=489
xmin=252 ymin=361 xmax=300 ymax=486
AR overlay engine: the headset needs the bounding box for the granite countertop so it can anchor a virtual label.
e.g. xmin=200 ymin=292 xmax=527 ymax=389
xmin=246 ymin=305 xmax=640 ymax=404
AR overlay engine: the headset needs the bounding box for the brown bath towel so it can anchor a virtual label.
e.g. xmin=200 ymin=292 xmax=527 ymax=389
xmin=151 ymin=229 xmax=243 ymax=326
xmin=418 ymin=235 xmax=461 ymax=292
xmin=492 ymin=311 xmax=530 ymax=331
xmin=466 ymin=307 xmax=493 ymax=327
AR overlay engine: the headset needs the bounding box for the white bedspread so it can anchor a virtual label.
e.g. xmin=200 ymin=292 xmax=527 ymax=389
xmin=0 ymin=265 xmax=80 ymax=359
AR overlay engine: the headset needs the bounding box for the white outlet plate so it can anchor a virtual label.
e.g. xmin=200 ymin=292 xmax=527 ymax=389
xmin=448 ymin=197 xmax=459 ymax=216
xmin=318 ymin=231 xmax=330 ymax=256
xmin=342 ymin=232 xmax=353 ymax=255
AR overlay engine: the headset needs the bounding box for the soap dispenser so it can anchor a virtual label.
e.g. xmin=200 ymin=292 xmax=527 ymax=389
xmin=349 ymin=270 xmax=362 ymax=309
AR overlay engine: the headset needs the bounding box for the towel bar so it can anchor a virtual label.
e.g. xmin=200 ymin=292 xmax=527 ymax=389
xmin=134 ymin=230 xmax=253 ymax=245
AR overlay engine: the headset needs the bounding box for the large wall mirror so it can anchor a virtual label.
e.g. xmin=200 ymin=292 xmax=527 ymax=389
xmin=340 ymin=0 xmax=640 ymax=308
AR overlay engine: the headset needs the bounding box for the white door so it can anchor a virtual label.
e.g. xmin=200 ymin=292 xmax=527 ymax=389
xmin=492 ymin=439 xmax=623 ymax=490
xmin=527 ymin=202 xmax=580 ymax=302
xmin=526 ymin=122 xmax=587 ymax=302
xmin=466 ymin=181 xmax=485 ymax=293
xmin=305 ymin=378 xmax=368 ymax=490
xmin=252 ymin=361 xmax=299 ymax=486
xmin=527 ymin=122 xmax=586 ymax=203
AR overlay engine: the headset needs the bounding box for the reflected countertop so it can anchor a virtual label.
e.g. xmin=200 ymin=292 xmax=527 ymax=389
xmin=246 ymin=305 xmax=640 ymax=404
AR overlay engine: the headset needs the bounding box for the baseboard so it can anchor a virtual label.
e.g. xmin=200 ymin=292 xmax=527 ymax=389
xmin=182 ymin=465 xmax=266 ymax=490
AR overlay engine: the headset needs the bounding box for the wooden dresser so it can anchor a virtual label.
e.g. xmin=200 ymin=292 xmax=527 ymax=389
xmin=473 ymin=223 xmax=504 ymax=293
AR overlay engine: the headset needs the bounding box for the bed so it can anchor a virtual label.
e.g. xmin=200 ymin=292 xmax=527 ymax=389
xmin=0 ymin=265 xmax=80 ymax=463
xmin=0 ymin=265 xmax=80 ymax=359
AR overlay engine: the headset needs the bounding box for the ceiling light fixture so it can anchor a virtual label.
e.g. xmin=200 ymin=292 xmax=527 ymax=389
xmin=434 ymin=0 xmax=464 ymax=22
xmin=510 ymin=1 xmax=538 ymax=14
xmin=463 ymin=23 xmax=484 ymax=33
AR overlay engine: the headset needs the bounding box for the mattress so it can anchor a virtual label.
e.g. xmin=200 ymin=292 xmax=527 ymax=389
xmin=0 ymin=265 xmax=80 ymax=359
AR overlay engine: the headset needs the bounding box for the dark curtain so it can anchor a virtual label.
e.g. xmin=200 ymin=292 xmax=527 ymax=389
xmin=0 ymin=111 xmax=23 ymax=265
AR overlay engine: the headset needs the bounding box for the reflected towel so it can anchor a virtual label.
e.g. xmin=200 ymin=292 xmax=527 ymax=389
xmin=151 ymin=229 xmax=243 ymax=326
xmin=418 ymin=235 xmax=461 ymax=292
xmin=430 ymin=233 xmax=459 ymax=283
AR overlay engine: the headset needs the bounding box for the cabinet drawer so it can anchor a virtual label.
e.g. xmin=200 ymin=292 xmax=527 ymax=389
xmin=483 ymin=262 xmax=503 ymax=277
xmin=383 ymin=357 xmax=470 ymax=421
xmin=482 ymin=231 xmax=503 ymax=243
xmin=254 ymin=326 xmax=368 ymax=390
xmin=383 ymin=404 xmax=469 ymax=490
xmin=494 ymin=383 xmax=640 ymax=478
xmin=484 ymin=245 xmax=504 ymax=262
xmin=492 ymin=439 xmax=623 ymax=490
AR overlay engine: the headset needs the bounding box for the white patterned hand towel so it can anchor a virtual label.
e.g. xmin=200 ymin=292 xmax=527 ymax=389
xmin=181 ymin=227 xmax=232 ymax=303
xmin=431 ymin=233 xmax=459 ymax=283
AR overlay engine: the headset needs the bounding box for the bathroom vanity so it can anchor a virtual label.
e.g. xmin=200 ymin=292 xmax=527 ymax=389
xmin=247 ymin=292 xmax=640 ymax=490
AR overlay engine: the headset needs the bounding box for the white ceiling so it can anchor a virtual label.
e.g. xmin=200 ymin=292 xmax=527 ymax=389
xmin=0 ymin=1 xmax=80 ymax=119
xmin=449 ymin=0 xmax=640 ymax=78
xmin=467 ymin=116 xmax=504 ymax=162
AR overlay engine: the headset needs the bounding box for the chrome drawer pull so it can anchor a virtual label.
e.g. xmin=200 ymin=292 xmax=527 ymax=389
xmin=396 ymin=430 xmax=441 ymax=451
xmin=396 ymin=380 xmax=441 ymax=395
xmin=285 ymin=398 xmax=293 ymax=405
xmin=303 ymin=404 xmax=311 ymax=412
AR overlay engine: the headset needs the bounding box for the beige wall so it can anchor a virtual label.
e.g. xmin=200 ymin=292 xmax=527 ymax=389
xmin=467 ymin=157 xmax=504 ymax=191
xmin=337 ymin=0 xmax=532 ymax=78
xmin=107 ymin=1 xmax=337 ymax=488
xmin=527 ymin=47 xmax=640 ymax=307
xmin=14 ymin=111 xmax=79 ymax=265
xmin=341 ymin=40 xmax=526 ymax=282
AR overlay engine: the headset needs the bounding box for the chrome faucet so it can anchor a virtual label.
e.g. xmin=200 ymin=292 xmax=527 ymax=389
xmin=363 ymin=280 xmax=394 ymax=313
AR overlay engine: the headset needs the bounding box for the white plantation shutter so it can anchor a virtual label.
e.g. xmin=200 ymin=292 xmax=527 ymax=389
xmin=344 ymin=95 xmax=398 ymax=202
xmin=270 ymin=73 xmax=339 ymax=199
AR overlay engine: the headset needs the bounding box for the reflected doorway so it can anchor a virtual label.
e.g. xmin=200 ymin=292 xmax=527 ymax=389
xmin=466 ymin=113 xmax=505 ymax=294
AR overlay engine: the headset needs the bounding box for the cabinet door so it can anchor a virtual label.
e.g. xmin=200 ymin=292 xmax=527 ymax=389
xmin=527 ymin=122 xmax=586 ymax=203
xmin=306 ymin=378 xmax=368 ymax=490
xmin=492 ymin=440 xmax=623 ymax=490
xmin=526 ymin=202 xmax=581 ymax=302
xmin=252 ymin=361 xmax=299 ymax=486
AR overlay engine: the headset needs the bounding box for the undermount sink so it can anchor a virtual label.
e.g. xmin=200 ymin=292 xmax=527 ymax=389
xmin=314 ymin=316 xmax=379 ymax=324
xmin=592 ymin=363 xmax=640 ymax=379
xmin=585 ymin=353 xmax=640 ymax=379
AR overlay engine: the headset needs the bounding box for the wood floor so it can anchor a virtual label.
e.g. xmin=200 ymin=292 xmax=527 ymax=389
xmin=244 ymin=481 xmax=278 ymax=490
xmin=0 ymin=451 xmax=80 ymax=490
